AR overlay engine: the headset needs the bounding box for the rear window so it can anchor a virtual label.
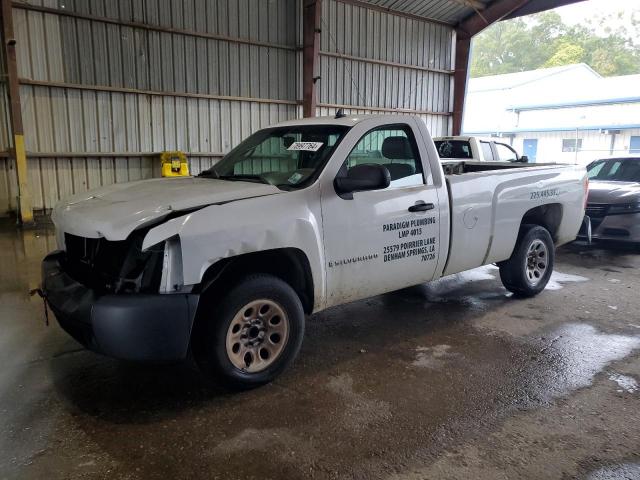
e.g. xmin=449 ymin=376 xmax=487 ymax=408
xmin=480 ymin=141 xmax=495 ymax=161
xmin=434 ymin=140 xmax=473 ymax=159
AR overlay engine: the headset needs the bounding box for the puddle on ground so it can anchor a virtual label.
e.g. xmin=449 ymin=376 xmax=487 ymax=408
xmin=545 ymin=271 xmax=589 ymax=290
xmin=457 ymin=265 xmax=499 ymax=282
xmin=586 ymin=463 xmax=640 ymax=480
xmin=608 ymin=373 xmax=638 ymax=393
xmin=412 ymin=344 xmax=460 ymax=369
xmin=530 ymin=324 xmax=640 ymax=402
xmin=447 ymin=265 xmax=588 ymax=291
xmin=326 ymin=374 xmax=392 ymax=431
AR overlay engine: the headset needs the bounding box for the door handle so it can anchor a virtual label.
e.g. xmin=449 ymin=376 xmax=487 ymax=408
xmin=408 ymin=202 xmax=435 ymax=212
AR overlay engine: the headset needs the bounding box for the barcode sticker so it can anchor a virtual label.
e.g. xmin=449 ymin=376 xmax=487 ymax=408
xmin=287 ymin=141 xmax=324 ymax=152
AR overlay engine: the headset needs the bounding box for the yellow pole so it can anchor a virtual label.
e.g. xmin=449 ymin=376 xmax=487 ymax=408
xmin=2 ymin=0 xmax=34 ymax=224
xmin=13 ymin=134 xmax=33 ymax=223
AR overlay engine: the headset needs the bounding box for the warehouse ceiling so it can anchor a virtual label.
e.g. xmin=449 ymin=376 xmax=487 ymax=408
xmin=350 ymin=0 xmax=585 ymax=26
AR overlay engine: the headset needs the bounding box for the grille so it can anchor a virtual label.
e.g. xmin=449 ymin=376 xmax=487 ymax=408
xmin=585 ymin=203 xmax=609 ymax=218
xmin=64 ymin=233 xmax=164 ymax=293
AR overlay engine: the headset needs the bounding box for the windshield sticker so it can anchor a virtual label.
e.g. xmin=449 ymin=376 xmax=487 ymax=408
xmin=287 ymin=141 xmax=324 ymax=152
xmin=288 ymin=172 xmax=303 ymax=184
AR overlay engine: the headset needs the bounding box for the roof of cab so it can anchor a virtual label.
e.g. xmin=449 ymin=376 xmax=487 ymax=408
xmin=271 ymin=114 xmax=414 ymax=128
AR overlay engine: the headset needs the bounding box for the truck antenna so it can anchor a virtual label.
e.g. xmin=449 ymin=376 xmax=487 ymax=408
xmin=335 ymin=108 xmax=346 ymax=119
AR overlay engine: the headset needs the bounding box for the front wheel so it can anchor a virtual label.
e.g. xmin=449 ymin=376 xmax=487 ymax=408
xmin=498 ymin=225 xmax=555 ymax=297
xmin=194 ymin=274 xmax=305 ymax=389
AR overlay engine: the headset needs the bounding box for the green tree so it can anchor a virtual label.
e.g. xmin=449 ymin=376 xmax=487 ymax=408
xmin=470 ymin=9 xmax=640 ymax=77
xmin=543 ymin=42 xmax=585 ymax=68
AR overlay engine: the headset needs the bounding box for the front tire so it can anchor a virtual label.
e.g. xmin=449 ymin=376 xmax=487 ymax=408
xmin=194 ymin=274 xmax=305 ymax=389
xmin=499 ymin=225 xmax=555 ymax=297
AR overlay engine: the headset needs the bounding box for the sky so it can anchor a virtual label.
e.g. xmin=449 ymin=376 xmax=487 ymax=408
xmin=554 ymin=0 xmax=639 ymax=41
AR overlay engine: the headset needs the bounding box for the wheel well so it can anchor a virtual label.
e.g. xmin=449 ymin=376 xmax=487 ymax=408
xmin=520 ymin=204 xmax=563 ymax=241
xmin=196 ymin=248 xmax=314 ymax=314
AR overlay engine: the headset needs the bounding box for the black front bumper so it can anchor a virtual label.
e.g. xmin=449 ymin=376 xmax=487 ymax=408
xmin=42 ymin=252 xmax=199 ymax=362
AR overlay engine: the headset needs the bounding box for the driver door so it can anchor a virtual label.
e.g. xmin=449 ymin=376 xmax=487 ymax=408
xmin=320 ymin=122 xmax=441 ymax=308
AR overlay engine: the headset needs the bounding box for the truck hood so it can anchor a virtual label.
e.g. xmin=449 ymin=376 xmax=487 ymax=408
xmin=588 ymin=180 xmax=640 ymax=204
xmin=52 ymin=177 xmax=283 ymax=240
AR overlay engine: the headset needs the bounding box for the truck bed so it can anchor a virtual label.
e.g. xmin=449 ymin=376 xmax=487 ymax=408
xmin=442 ymin=160 xmax=554 ymax=176
xmin=442 ymin=163 xmax=586 ymax=277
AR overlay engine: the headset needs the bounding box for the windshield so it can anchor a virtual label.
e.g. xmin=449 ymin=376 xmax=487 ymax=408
xmin=200 ymin=125 xmax=350 ymax=189
xmin=434 ymin=140 xmax=473 ymax=159
xmin=588 ymin=158 xmax=640 ymax=183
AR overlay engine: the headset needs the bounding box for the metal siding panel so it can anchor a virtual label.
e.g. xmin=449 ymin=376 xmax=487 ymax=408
xmin=121 ymin=26 xmax=138 ymax=88
xmin=96 ymin=91 xmax=113 ymax=152
xmin=187 ymin=97 xmax=199 ymax=151
xmin=196 ymin=38 xmax=208 ymax=94
xmin=173 ymin=34 xmax=187 ymax=93
xmin=160 ymin=32 xmax=174 ymax=92
xmin=50 ymin=88 xmax=69 ymax=152
xmin=207 ymin=39 xmax=220 ymax=95
xmin=124 ymin=93 xmax=140 ymax=151
xmin=27 ymin=158 xmax=44 ymax=210
xmin=185 ymin=36 xmax=198 ymax=93
xmin=40 ymin=156 xmax=58 ymax=208
xmin=0 ymin=159 xmax=13 ymax=215
xmin=162 ymin=96 xmax=176 ymax=150
xmin=43 ymin=12 xmax=64 ymax=82
xmin=112 ymin=93 xmax=126 ymax=152
xmin=198 ymin=98 xmax=211 ymax=152
xmin=92 ymin=19 xmax=110 ymax=85
xmin=138 ymin=94 xmax=152 ymax=151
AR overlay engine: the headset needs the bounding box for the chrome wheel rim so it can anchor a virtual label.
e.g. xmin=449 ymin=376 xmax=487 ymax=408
xmin=525 ymin=239 xmax=548 ymax=286
xmin=225 ymin=299 xmax=289 ymax=373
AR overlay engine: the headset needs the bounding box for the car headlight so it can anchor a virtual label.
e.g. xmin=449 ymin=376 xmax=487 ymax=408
xmin=607 ymin=202 xmax=640 ymax=215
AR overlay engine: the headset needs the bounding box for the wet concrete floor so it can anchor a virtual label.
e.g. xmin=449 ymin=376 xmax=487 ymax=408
xmin=1 ymin=220 xmax=639 ymax=479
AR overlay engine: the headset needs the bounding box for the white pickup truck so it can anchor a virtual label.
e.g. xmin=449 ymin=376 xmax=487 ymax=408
xmin=42 ymin=115 xmax=587 ymax=388
xmin=434 ymin=135 xmax=529 ymax=163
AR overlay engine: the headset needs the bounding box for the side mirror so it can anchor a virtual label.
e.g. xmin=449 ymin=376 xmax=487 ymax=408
xmin=334 ymin=164 xmax=391 ymax=199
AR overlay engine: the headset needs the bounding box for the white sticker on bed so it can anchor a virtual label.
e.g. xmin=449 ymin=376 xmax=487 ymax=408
xmin=287 ymin=141 xmax=324 ymax=152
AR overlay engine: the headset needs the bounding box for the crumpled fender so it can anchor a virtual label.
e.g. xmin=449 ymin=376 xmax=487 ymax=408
xmin=142 ymin=184 xmax=327 ymax=311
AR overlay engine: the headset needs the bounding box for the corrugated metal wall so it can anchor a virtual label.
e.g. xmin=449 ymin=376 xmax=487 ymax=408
xmin=1 ymin=0 xmax=454 ymax=215
xmin=0 ymin=29 xmax=15 ymax=214
xmin=2 ymin=0 xmax=301 ymax=214
xmin=317 ymin=0 xmax=453 ymax=136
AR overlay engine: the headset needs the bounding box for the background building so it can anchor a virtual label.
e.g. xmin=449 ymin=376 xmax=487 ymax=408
xmin=462 ymin=63 xmax=640 ymax=164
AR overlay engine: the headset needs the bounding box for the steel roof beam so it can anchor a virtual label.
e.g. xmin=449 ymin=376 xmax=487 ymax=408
xmin=503 ymin=0 xmax=585 ymax=19
xmin=457 ymin=0 xmax=531 ymax=37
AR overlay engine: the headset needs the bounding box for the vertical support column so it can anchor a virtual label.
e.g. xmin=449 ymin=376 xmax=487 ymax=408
xmin=302 ymin=0 xmax=322 ymax=118
xmin=452 ymin=31 xmax=471 ymax=136
xmin=1 ymin=0 xmax=33 ymax=224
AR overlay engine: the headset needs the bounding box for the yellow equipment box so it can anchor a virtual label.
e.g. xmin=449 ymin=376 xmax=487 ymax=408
xmin=160 ymin=151 xmax=189 ymax=177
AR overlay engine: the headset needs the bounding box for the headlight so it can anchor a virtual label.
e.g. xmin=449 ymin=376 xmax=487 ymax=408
xmin=607 ymin=202 xmax=640 ymax=215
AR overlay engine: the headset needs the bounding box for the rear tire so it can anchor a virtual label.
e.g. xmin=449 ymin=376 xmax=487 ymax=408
xmin=499 ymin=225 xmax=554 ymax=297
xmin=193 ymin=274 xmax=305 ymax=390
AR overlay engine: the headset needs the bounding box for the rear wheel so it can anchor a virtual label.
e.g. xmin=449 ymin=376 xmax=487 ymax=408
xmin=499 ymin=225 xmax=554 ymax=297
xmin=194 ymin=274 xmax=305 ymax=389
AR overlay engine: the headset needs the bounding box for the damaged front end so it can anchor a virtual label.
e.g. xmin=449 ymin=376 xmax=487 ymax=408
xmin=42 ymin=227 xmax=199 ymax=362
xmin=62 ymin=231 xmax=165 ymax=294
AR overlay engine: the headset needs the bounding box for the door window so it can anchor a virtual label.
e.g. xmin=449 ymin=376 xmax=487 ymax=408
xmin=630 ymin=136 xmax=640 ymax=154
xmin=480 ymin=141 xmax=494 ymax=161
xmin=344 ymin=126 xmax=424 ymax=188
xmin=494 ymin=142 xmax=518 ymax=162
